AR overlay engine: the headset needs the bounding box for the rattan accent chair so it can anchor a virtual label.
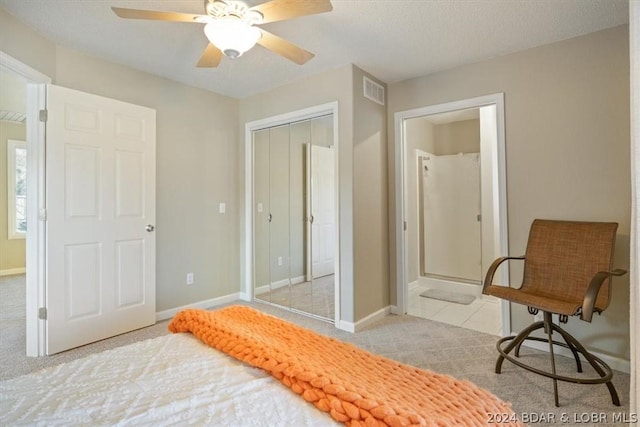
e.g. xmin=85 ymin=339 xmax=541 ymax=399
xmin=482 ymin=219 xmax=627 ymax=407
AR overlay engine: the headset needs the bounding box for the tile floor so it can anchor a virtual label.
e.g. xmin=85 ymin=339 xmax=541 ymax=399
xmin=407 ymin=281 xmax=503 ymax=336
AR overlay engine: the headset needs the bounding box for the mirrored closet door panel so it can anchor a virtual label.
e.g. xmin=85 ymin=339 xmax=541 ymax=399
xmin=289 ymin=120 xmax=312 ymax=314
xmin=305 ymin=115 xmax=335 ymax=319
xmin=268 ymin=125 xmax=292 ymax=308
xmin=253 ymin=128 xmax=272 ymax=304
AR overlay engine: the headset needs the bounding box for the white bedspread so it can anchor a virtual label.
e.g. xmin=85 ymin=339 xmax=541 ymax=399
xmin=1 ymin=334 xmax=341 ymax=426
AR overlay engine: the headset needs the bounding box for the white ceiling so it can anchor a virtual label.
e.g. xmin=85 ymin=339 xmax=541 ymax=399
xmin=0 ymin=0 xmax=629 ymax=99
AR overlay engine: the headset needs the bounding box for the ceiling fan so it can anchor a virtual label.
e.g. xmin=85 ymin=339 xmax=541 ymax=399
xmin=112 ymin=0 xmax=333 ymax=68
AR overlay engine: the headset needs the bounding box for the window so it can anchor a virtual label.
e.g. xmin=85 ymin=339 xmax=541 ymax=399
xmin=7 ymin=139 xmax=26 ymax=239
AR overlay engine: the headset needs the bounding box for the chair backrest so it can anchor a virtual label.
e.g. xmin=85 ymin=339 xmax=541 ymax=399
xmin=522 ymin=219 xmax=618 ymax=311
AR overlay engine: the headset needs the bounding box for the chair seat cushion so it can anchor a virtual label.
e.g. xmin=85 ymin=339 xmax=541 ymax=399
xmin=484 ymin=284 xmax=582 ymax=316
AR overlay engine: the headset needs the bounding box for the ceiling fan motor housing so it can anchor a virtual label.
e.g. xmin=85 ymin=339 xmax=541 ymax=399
xmin=205 ymin=0 xmax=264 ymax=25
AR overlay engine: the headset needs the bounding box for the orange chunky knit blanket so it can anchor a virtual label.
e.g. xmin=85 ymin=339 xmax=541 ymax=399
xmin=168 ymin=306 xmax=523 ymax=427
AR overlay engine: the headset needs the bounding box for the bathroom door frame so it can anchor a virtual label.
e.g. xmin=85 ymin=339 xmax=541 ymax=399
xmin=393 ymin=93 xmax=511 ymax=336
xmin=243 ymin=102 xmax=340 ymax=326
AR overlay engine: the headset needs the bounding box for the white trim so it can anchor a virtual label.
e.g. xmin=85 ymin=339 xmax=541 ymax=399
xmin=244 ymin=102 xmax=341 ymax=326
xmin=155 ymin=293 xmax=243 ymax=322
xmin=0 ymin=267 xmax=26 ymax=276
xmin=513 ymin=331 xmax=631 ymax=374
xmin=338 ymin=306 xmax=391 ymax=333
xmin=0 ymin=51 xmax=52 ymax=358
xmin=7 ymin=139 xmax=27 ymax=240
xmin=629 ymin=0 xmax=639 ymax=414
xmin=393 ymin=93 xmax=510 ymax=336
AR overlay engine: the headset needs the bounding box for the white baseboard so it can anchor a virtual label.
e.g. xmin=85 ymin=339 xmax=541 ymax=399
xmin=338 ymin=306 xmax=391 ymax=333
xmin=389 ymin=305 xmax=402 ymax=315
xmin=0 ymin=267 xmax=26 ymax=277
xmin=510 ymin=331 xmax=630 ymax=374
xmin=155 ymin=292 xmax=243 ymax=322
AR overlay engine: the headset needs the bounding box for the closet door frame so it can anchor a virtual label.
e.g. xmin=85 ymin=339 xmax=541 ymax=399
xmin=243 ymin=102 xmax=339 ymax=326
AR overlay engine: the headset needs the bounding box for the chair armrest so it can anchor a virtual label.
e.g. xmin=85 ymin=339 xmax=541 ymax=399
xmin=482 ymin=255 xmax=525 ymax=295
xmin=581 ymin=269 xmax=627 ymax=322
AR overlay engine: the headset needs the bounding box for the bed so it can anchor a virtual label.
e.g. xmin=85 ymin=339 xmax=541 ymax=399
xmin=0 ymin=332 xmax=339 ymax=426
xmin=1 ymin=306 xmax=523 ymax=426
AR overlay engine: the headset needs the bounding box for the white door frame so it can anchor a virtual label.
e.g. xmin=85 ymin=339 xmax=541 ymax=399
xmin=393 ymin=93 xmax=511 ymax=335
xmin=0 ymin=51 xmax=51 ymax=356
xmin=243 ymin=102 xmax=340 ymax=325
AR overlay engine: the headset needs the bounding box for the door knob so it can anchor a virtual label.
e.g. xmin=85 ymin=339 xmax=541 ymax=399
xmin=146 ymin=224 xmax=155 ymax=232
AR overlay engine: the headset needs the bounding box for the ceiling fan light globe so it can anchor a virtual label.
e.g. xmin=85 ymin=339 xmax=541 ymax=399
xmin=204 ymin=19 xmax=261 ymax=58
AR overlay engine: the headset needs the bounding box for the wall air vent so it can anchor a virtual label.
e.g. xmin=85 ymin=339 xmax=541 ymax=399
xmin=0 ymin=110 xmax=26 ymax=123
xmin=363 ymin=76 xmax=385 ymax=106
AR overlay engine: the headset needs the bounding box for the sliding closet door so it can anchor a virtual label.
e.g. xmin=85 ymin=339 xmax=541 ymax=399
xmin=268 ymin=125 xmax=292 ymax=307
xmin=253 ymin=129 xmax=271 ymax=302
xmin=252 ymin=115 xmax=335 ymax=321
xmin=307 ymin=115 xmax=335 ymax=319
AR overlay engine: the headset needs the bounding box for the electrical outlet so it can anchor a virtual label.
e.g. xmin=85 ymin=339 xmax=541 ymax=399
xmin=186 ymin=273 xmax=194 ymax=285
xmin=277 ymin=256 xmax=283 ymax=266
xmin=534 ymin=312 xmax=543 ymax=322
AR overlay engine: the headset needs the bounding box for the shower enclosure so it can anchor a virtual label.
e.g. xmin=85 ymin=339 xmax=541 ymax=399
xmin=418 ymin=152 xmax=481 ymax=292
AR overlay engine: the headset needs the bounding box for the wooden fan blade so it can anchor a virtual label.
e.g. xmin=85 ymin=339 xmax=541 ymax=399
xmin=257 ymin=29 xmax=314 ymax=65
xmin=197 ymin=44 xmax=223 ymax=68
xmin=111 ymin=7 xmax=206 ymax=23
xmin=251 ymin=0 xmax=332 ymax=24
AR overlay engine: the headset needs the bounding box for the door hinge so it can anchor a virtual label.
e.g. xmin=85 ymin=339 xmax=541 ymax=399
xmin=39 ymin=208 xmax=47 ymax=222
xmin=404 ymin=221 xmax=407 ymax=231
xmin=39 ymin=109 xmax=48 ymax=122
xmin=38 ymin=307 xmax=47 ymax=320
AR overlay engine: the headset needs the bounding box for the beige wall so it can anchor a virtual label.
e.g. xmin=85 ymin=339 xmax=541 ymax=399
xmin=352 ymin=66 xmax=389 ymax=320
xmin=389 ymin=25 xmax=631 ymax=360
xmin=433 ymin=119 xmax=480 ymax=155
xmin=0 ymin=8 xmax=56 ymax=78
xmin=0 ymin=121 xmax=26 ymax=272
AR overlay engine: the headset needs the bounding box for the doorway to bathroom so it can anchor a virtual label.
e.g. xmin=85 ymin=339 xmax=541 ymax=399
xmin=394 ymin=94 xmax=510 ymax=336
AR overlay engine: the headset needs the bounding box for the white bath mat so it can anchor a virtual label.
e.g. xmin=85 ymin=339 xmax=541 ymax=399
xmin=419 ymin=289 xmax=476 ymax=305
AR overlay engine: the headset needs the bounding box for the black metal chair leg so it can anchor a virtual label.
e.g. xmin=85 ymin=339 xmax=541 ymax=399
xmin=544 ymin=313 xmax=560 ymax=407
xmin=551 ymin=323 xmax=583 ymax=373
xmin=514 ymin=321 xmax=545 ymax=358
xmin=495 ymin=320 xmax=543 ymax=373
xmin=551 ymin=325 xmax=620 ymax=406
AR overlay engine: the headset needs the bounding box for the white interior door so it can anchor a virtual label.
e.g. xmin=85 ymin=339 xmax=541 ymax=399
xmin=310 ymin=145 xmax=335 ymax=278
xmin=45 ymin=84 xmax=156 ymax=355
